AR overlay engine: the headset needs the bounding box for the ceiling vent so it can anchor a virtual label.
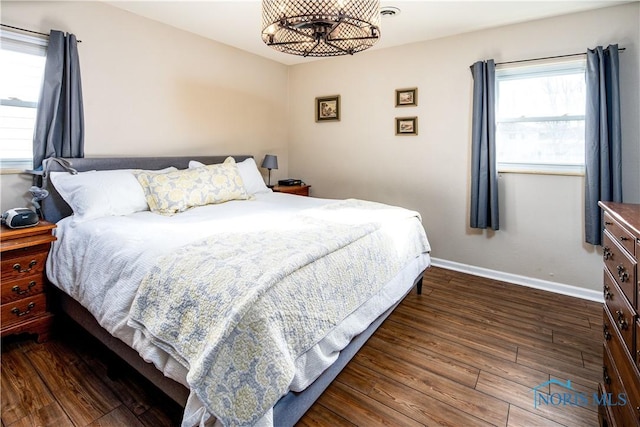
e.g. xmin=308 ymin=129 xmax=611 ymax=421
xmin=380 ymin=6 xmax=400 ymax=17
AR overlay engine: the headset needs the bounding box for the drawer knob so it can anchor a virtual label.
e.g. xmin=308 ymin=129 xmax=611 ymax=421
xmin=603 ymin=285 xmax=613 ymax=300
xmin=605 ymin=221 xmax=614 ymax=226
xmin=603 ymin=366 xmax=612 ymax=385
xmin=603 ymin=247 xmax=613 ymax=260
xmin=12 ymin=260 xmax=37 ymax=273
xmin=620 ymin=236 xmax=630 ymax=242
xmin=616 ymin=310 xmax=628 ymax=330
xmin=11 ymin=281 xmax=36 ymax=295
xmin=10 ymin=302 xmax=35 ymax=317
xmin=617 ymin=265 xmax=629 ymax=283
xmin=603 ymin=324 xmax=612 ymax=341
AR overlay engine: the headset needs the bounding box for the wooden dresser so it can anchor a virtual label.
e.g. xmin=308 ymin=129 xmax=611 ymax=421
xmin=1 ymin=221 xmax=56 ymax=343
xmin=599 ymin=201 xmax=640 ymax=426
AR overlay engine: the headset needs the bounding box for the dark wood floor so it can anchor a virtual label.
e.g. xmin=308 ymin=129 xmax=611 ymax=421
xmin=1 ymin=267 xmax=603 ymax=426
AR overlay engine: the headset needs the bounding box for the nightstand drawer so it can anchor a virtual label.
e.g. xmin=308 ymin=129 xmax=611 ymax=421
xmin=1 ymin=244 xmax=49 ymax=282
xmin=1 ymin=293 xmax=47 ymax=329
xmin=605 ymin=211 xmax=637 ymax=257
xmin=1 ymin=276 xmax=45 ymax=304
xmin=273 ymin=184 xmax=311 ymax=196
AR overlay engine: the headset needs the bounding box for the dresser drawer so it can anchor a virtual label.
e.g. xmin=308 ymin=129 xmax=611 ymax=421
xmin=604 ymin=231 xmax=637 ymax=306
xmin=604 ymin=308 xmax=615 ymax=343
xmin=604 ymin=270 xmax=635 ymax=354
xmin=1 ymin=275 xmax=45 ymax=305
xmin=0 ymin=293 xmax=47 ymax=329
xmin=637 ymin=319 xmax=640 ymax=371
xmin=0 ymin=245 xmax=49 ymax=282
xmin=605 ymin=211 xmax=637 ymax=257
xmin=603 ymin=343 xmax=633 ymax=426
xmin=598 ymin=382 xmax=619 ymax=427
xmin=604 ymin=318 xmax=640 ymax=426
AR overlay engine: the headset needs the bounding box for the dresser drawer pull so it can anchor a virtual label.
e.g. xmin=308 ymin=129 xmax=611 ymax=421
xmin=10 ymin=302 xmax=36 ymax=317
xmin=12 ymin=260 xmax=37 ymax=273
xmin=11 ymin=281 xmax=36 ymax=295
xmin=603 ymin=324 xmax=612 ymax=341
xmin=603 ymin=366 xmax=612 ymax=385
xmin=617 ymin=265 xmax=629 ymax=282
xmin=603 ymin=285 xmax=613 ymax=300
xmin=605 ymin=221 xmax=614 ymax=226
xmin=603 ymin=246 xmax=613 ymax=260
xmin=616 ymin=310 xmax=629 ymax=330
xmin=619 ymin=236 xmax=630 ymax=242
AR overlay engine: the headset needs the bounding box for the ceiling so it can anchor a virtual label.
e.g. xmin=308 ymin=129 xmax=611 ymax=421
xmin=106 ymin=0 xmax=631 ymax=65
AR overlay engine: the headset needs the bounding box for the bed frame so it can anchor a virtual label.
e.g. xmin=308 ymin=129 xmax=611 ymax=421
xmin=41 ymin=155 xmax=426 ymax=426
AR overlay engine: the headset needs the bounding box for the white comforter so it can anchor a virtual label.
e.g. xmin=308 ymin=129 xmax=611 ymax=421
xmin=47 ymin=192 xmax=431 ymax=426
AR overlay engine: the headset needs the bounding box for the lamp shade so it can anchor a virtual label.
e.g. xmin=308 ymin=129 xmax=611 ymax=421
xmin=261 ymin=154 xmax=278 ymax=170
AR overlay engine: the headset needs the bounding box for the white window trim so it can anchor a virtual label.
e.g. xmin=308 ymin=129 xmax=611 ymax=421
xmin=0 ymin=29 xmax=48 ymax=172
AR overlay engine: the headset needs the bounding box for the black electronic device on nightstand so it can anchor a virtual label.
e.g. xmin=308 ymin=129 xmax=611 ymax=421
xmin=278 ymin=179 xmax=302 ymax=186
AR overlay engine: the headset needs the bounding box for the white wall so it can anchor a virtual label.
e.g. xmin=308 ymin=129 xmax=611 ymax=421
xmin=0 ymin=1 xmax=290 ymax=211
xmin=288 ymin=3 xmax=640 ymax=292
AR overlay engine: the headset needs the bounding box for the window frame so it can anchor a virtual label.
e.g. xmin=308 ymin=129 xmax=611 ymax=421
xmin=0 ymin=29 xmax=48 ymax=172
xmin=494 ymin=59 xmax=587 ymax=176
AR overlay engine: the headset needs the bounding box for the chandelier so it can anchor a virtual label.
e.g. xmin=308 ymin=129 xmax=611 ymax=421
xmin=261 ymin=0 xmax=381 ymax=57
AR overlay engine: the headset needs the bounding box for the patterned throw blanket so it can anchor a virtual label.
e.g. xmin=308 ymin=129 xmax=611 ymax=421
xmin=128 ymin=199 xmax=430 ymax=426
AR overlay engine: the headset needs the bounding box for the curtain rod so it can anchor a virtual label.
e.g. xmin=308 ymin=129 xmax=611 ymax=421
xmin=497 ymin=47 xmax=625 ymax=66
xmin=0 ymin=23 xmax=82 ymax=43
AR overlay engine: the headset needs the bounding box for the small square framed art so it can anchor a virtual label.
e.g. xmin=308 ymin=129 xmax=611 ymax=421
xmin=395 ymin=117 xmax=418 ymax=136
xmin=395 ymin=88 xmax=417 ymax=107
xmin=315 ymin=95 xmax=340 ymax=122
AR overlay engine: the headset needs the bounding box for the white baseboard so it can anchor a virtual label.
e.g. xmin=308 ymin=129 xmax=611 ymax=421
xmin=430 ymin=257 xmax=603 ymax=303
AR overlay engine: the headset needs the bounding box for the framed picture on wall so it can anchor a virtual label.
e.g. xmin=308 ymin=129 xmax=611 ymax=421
xmin=315 ymin=95 xmax=340 ymax=122
xmin=395 ymin=88 xmax=418 ymax=107
xmin=396 ymin=117 xmax=418 ymax=135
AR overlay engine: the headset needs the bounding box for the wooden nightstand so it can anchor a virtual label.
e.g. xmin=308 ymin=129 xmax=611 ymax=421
xmin=272 ymin=184 xmax=311 ymax=196
xmin=1 ymin=221 xmax=56 ymax=343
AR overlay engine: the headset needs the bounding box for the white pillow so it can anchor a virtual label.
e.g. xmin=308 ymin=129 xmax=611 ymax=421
xmin=50 ymin=167 xmax=176 ymax=221
xmin=189 ymin=158 xmax=271 ymax=195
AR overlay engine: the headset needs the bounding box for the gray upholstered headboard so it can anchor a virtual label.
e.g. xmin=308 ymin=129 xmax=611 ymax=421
xmin=41 ymin=155 xmax=252 ymax=223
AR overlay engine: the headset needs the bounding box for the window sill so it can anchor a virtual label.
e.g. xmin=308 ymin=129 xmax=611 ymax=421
xmin=497 ymin=163 xmax=584 ymax=176
xmin=1 ymin=168 xmax=32 ymax=175
xmin=498 ymin=168 xmax=585 ymax=177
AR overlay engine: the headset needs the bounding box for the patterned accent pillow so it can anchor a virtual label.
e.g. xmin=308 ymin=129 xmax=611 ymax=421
xmin=135 ymin=157 xmax=250 ymax=215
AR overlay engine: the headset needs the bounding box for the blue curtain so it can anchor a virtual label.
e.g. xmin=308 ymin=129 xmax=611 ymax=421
xmin=585 ymin=44 xmax=622 ymax=245
xmin=469 ymin=60 xmax=499 ymax=230
xmin=33 ymin=30 xmax=84 ymax=170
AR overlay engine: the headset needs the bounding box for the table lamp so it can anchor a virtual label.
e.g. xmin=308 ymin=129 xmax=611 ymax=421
xmin=261 ymin=154 xmax=278 ymax=188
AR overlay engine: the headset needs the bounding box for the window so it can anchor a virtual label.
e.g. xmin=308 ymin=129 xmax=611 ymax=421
xmin=0 ymin=30 xmax=47 ymax=171
xmin=495 ymin=59 xmax=586 ymax=174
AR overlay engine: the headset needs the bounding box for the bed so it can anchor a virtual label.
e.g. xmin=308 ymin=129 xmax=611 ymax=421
xmin=40 ymin=155 xmax=431 ymax=427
